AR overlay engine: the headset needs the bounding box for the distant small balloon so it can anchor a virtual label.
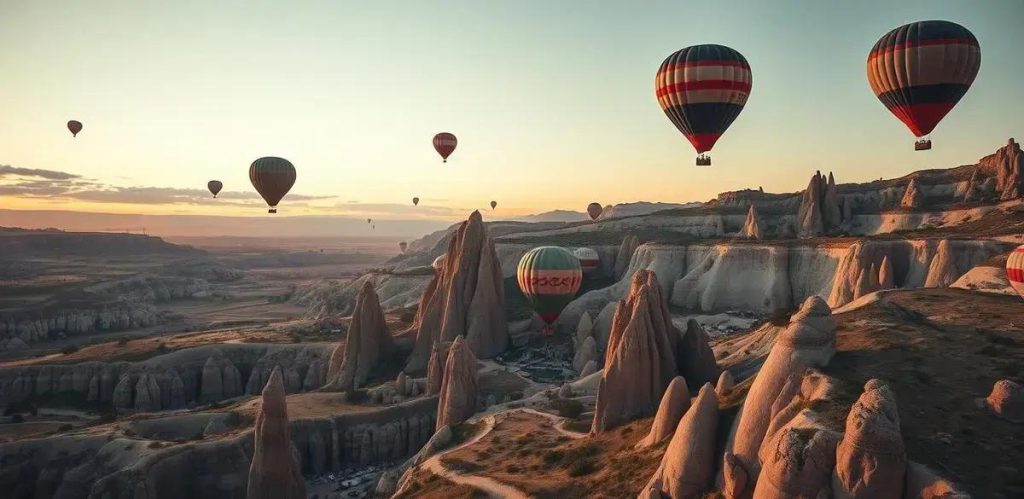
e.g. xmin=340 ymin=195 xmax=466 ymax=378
xmin=367 ymin=218 xmax=372 ymax=224
xmin=587 ymin=202 xmax=603 ymax=221
xmin=413 ymin=197 xmax=420 ymax=206
xmin=490 ymin=200 xmax=497 ymax=210
xmin=67 ymin=120 xmax=83 ymax=137
xmin=399 ymin=241 xmax=408 ymax=253
xmin=207 ymin=180 xmax=223 ymax=198
xmin=432 ymin=254 xmax=446 ymax=272
xmin=1008 ymin=244 xmax=1024 ymax=300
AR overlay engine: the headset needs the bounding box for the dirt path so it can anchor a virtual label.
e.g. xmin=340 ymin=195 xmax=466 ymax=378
xmin=418 ymin=407 xmax=584 ymax=498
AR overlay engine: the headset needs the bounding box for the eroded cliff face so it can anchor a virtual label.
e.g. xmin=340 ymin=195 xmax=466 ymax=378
xmin=0 ymin=397 xmax=438 ymax=499
xmin=558 ymin=238 xmax=1010 ymax=337
xmin=0 ymin=343 xmax=331 ymax=413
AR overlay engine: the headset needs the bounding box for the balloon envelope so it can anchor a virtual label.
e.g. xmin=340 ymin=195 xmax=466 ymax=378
xmin=249 ymin=157 xmax=296 ymax=214
xmin=1008 ymin=245 xmax=1024 ymax=300
xmin=413 ymin=197 xmax=420 ymax=206
xmin=399 ymin=242 xmax=408 ymax=253
xmin=587 ymin=203 xmax=603 ymax=221
xmin=207 ymin=180 xmax=223 ymax=198
xmin=490 ymin=201 xmax=497 ymax=210
xmin=867 ymin=20 xmax=980 ymax=138
xmin=573 ymin=247 xmax=600 ymax=275
xmin=433 ymin=132 xmax=457 ymax=162
xmin=655 ymin=44 xmax=751 ymax=154
xmin=517 ymin=246 xmax=582 ymax=325
xmin=67 ymin=120 xmax=83 ymax=137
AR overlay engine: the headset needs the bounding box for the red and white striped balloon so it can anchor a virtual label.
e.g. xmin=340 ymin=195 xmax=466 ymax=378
xmin=433 ymin=132 xmax=457 ymax=163
xmin=1008 ymin=244 xmax=1024 ymax=299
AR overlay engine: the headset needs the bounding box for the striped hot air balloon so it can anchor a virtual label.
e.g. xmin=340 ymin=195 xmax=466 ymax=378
xmin=656 ymin=44 xmax=751 ymax=165
xmin=573 ymin=247 xmax=600 ymax=276
xmin=207 ymin=180 xmax=223 ymax=198
xmin=249 ymin=157 xmax=296 ymax=214
xmin=67 ymin=120 xmax=83 ymax=137
xmin=1008 ymin=244 xmax=1024 ymax=300
xmin=433 ymin=132 xmax=457 ymax=163
xmin=867 ymin=21 xmax=980 ymax=150
xmin=517 ymin=246 xmax=582 ymax=331
xmin=587 ymin=203 xmax=603 ymax=221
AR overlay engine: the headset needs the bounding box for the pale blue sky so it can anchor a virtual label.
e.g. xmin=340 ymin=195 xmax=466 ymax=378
xmin=0 ymin=0 xmax=1020 ymax=219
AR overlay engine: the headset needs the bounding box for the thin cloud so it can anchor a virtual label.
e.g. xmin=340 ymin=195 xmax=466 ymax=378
xmin=0 ymin=165 xmax=81 ymax=180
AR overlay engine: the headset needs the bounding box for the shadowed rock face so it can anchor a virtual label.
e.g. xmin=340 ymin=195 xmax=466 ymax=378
xmin=988 ymin=138 xmax=1022 ymax=200
xmin=614 ymin=234 xmax=640 ymax=279
xmin=325 ymin=281 xmax=393 ymax=391
xmin=407 ymin=211 xmax=508 ymax=372
xmin=425 ymin=341 xmax=447 ymax=396
xmin=436 ymin=336 xmax=478 ymax=430
xmin=247 ymin=366 xmax=305 ymax=499
xmin=728 ymin=295 xmax=836 ymax=488
xmin=201 ymin=349 xmax=244 ymax=403
xmin=833 ymin=380 xmax=907 ymax=499
xmin=645 ymin=383 xmax=720 ymax=498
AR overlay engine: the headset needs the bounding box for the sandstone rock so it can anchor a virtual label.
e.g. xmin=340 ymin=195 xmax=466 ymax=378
xmin=904 ymin=461 xmax=970 ymax=499
xmin=878 ymin=255 xmax=895 ymax=290
xmin=728 ymin=295 xmax=836 ymax=489
xmin=990 ymin=138 xmax=1022 ymax=200
xmin=753 ymin=420 xmax=840 ymax=499
xmin=199 ymin=349 xmax=244 ymax=404
xmin=573 ymin=336 xmax=599 ymax=374
xmin=716 ymin=370 xmax=735 ymax=397
xmin=112 ymin=374 xmax=133 ymax=410
xmin=425 ymin=341 xmax=446 ymax=396
xmin=133 ymin=373 xmax=161 ymax=412
xmin=247 ymin=366 xmax=305 ymax=499
xmin=983 ymin=379 xmax=1024 ymax=423
xmin=436 ymin=336 xmax=478 ymax=430
xmin=614 ymin=234 xmax=640 ymax=279
xmin=557 ymin=383 xmax=573 ymax=399
xmin=833 ymin=380 xmax=906 ymax=499
xmin=722 ymin=451 xmax=749 ymax=499
xmin=325 ymin=281 xmax=393 ymax=391
xmin=823 ymin=172 xmax=842 ymax=229
xmin=637 ymin=376 xmax=690 ymax=448
xmin=578 ymin=360 xmax=599 ymax=379
xmin=678 ymin=319 xmax=720 ymax=389
xmin=901 ymin=178 xmax=925 ymax=209
xmin=592 ymin=271 xmax=679 ymax=433
xmin=740 ymin=204 xmax=763 ymax=240
xmin=924 ymin=240 xmax=959 ymax=288
xmin=396 ymin=372 xmax=410 ymax=397
xmin=407 ymin=212 xmax=508 ymax=372
xmin=797 ymin=171 xmax=825 ymax=238
xmin=964 ymin=169 xmax=980 ymax=203
xmin=575 ymin=312 xmax=594 ymax=348
xmin=645 ymin=383 xmax=719 ymax=498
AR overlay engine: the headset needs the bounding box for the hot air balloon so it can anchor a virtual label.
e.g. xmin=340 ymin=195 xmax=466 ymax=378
xmin=399 ymin=242 xmax=408 ymax=253
xmin=587 ymin=203 xmax=603 ymax=221
xmin=517 ymin=246 xmax=582 ymax=334
xmin=490 ymin=200 xmax=497 ymax=210
xmin=367 ymin=218 xmax=372 ymax=224
xmin=867 ymin=21 xmax=980 ymax=151
xmin=67 ymin=120 xmax=83 ymax=137
xmin=656 ymin=44 xmax=751 ymax=166
xmin=1008 ymin=244 xmax=1024 ymax=300
xmin=249 ymin=157 xmax=296 ymax=214
xmin=372 ymin=225 xmax=376 ymax=230
xmin=433 ymin=132 xmax=457 ymax=163
xmin=413 ymin=197 xmax=420 ymax=206
xmin=207 ymin=180 xmax=223 ymax=198
xmin=573 ymin=247 xmax=600 ymax=276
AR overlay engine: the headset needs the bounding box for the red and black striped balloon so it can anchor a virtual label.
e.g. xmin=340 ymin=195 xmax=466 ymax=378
xmin=432 ymin=132 xmax=457 ymax=163
xmin=655 ymin=44 xmax=752 ymax=154
xmin=867 ymin=20 xmax=980 ymax=138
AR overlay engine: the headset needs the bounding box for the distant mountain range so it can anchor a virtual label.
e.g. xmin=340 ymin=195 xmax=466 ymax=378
xmin=515 ymin=202 xmax=702 ymax=223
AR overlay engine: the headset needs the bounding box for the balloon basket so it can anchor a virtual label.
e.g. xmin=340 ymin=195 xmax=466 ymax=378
xmin=268 ymin=208 xmax=277 ymax=214
xmin=696 ymin=154 xmax=712 ymax=166
xmin=914 ymin=139 xmax=932 ymax=151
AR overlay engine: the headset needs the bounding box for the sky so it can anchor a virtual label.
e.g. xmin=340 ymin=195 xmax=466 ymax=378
xmin=0 ymin=0 xmax=1021 ymax=231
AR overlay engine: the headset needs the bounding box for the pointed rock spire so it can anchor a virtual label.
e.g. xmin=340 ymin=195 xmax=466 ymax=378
xmin=614 ymin=234 xmax=640 ymax=279
xmin=901 ymin=178 xmax=924 ymax=209
xmin=740 ymin=204 xmax=763 ymax=240
xmin=325 ymin=281 xmax=393 ymax=391
xmin=992 ymin=138 xmax=1022 ymax=200
xmin=822 ymin=171 xmax=842 ymax=229
xmin=797 ymin=171 xmax=825 ymax=238
xmin=425 ymin=341 xmax=446 ymax=396
xmin=637 ymin=376 xmax=690 ymax=448
xmin=247 ymin=367 xmax=305 ymax=499
xmin=878 ymin=256 xmax=895 ymax=290
xmin=832 ymin=380 xmax=907 ymax=499
xmin=436 ymin=336 xmax=478 ymax=430
xmin=924 ymin=240 xmax=958 ymax=288
xmin=645 ymin=383 xmax=719 ymax=498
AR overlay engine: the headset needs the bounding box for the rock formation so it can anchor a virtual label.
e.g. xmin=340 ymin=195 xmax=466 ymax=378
xmin=796 ymin=170 xmax=841 ymax=238
xmin=614 ymin=234 xmax=640 ymax=279
xmin=592 ymin=270 xmax=719 ymax=433
xmin=425 ymin=342 xmax=446 ymax=396
xmin=722 ymin=451 xmax=749 ymax=499
xmin=325 ymin=281 xmax=393 ymax=391
xmin=983 ymin=379 xmax=1024 ymax=423
xmin=247 ymin=367 xmax=305 ymax=499
xmin=989 ymin=138 xmax=1022 ymax=200
xmin=924 ymin=240 xmax=958 ymax=288
xmin=901 ymin=178 xmax=924 ymax=209
xmin=592 ymin=271 xmax=679 ymax=433
xmin=644 ymin=383 xmax=719 ymax=498
xmin=716 ymin=370 xmax=735 ymax=397
xmin=878 ymin=255 xmax=895 ymax=290
xmin=435 ymin=336 xmax=478 ymax=430
xmin=407 ymin=211 xmax=508 ymax=372
xmin=728 ymin=296 xmax=836 ymax=487
xmin=637 ymin=376 xmax=690 ymax=448
xmin=200 ymin=349 xmax=244 ymax=403
xmin=833 ymin=380 xmax=907 ymax=499
xmin=753 ymin=416 xmax=840 ymax=499
xmin=573 ymin=336 xmax=598 ymax=374
xmin=574 ymin=312 xmax=594 ymax=348
xmin=578 ymin=359 xmax=599 ymax=378
xmin=740 ymin=204 xmax=763 ymax=240
xmin=963 ymin=168 xmax=980 ymax=203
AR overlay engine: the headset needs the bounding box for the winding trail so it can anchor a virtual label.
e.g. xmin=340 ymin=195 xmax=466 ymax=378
xmin=418 ymin=407 xmax=587 ymax=498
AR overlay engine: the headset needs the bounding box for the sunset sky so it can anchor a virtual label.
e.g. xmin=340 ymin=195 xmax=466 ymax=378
xmin=1 ymin=0 xmax=1022 ymax=229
